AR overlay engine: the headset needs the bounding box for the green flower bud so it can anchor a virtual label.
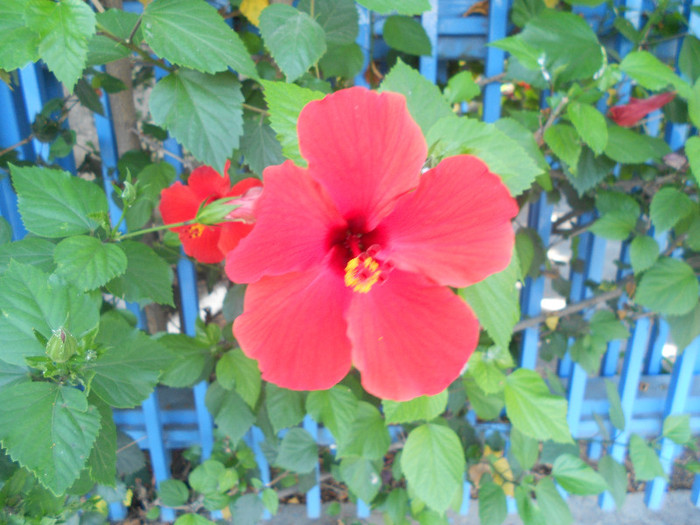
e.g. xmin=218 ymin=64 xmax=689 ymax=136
xmin=121 ymin=180 xmax=137 ymax=205
xmin=45 ymin=328 xmax=78 ymax=363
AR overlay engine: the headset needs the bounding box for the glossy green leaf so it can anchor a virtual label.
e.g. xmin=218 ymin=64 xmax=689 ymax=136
xmin=629 ymin=236 xmax=660 ymax=274
xmin=0 ymin=0 xmax=39 ymax=71
xmin=383 ymin=15 xmax=432 ymax=56
xmin=479 ymin=481 xmax=507 ymax=525
xmin=174 ymin=514 xmax=215 ymax=525
xmin=216 ymin=349 xmax=261 ymax=408
xmin=589 ymin=191 xmax=640 ymax=240
xmin=356 ymin=0 xmax=431 ymax=14
xmin=663 ymin=414 xmax=691 ymax=445
xmin=567 ymin=102 xmax=607 ymax=155
xmin=86 ymin=9 xmax=142 ymax=67
xmin=0 ymin=237 xmax=56 ymax=274
xmin=650 ymin=187 xmax=696 ymax=232
xmin=319 ymin=42 xmax=365 ymax=78
xmin=86 ymin=313 xmax=171 ymax=408
xmin=666 ymin=301 xmax=700 ymax=350
xmin=382 ymin=59 xmax=453 ymax=135
xmin=544 ymin=124 xmax=581 ymax=169
xmin=339 ymin=402 xmax=390 ymax=460
xmin=598 ymin=455 xmax=627 ymax=509
xmin=428 ymin=115 xmax=541 ymax=196
xmin=444 ymin=71 xmax=481 ymax=104
xmin=402 ymin=423 xmax=464 ymax=513
xmin=298 ymin=0 xmax=359 ymax=44
xmin=0 ymin=382 xmax=100 ymax=495
xmin=11 ymin=165 xmax=108 ymax=238
xmin=259 ymin=4 xmax=326 ymax=82
xmin=265 ymin=384 xmax=306 ymax=433
xmin=86 ymin=395 xmax=117 ymax=486
xmin=629 ymin=434 xmax=667 ymax=481
xmin=604 ymin=125 xmax=670 ymax=164
xmin=240 ymin=117 xmax=284 ymax=177
xmin=566 ymin=147 xmax=615 ymax=195
xmin=274 ymin=428 xmax=318 ymax=474
xmin=262 ymin=80 xmax=325 ymax=165
xmin=620 ymin=51 xmax=691 ymax=99
xmin=25 ymin=0 xmax=96 ymax=90
xmin=143 ymin=0 xmax=257 ymax=78
xmin=205 ymin=382 xmax=255 ymax=446
xmin=0 ymin=261 xmax=99 ymax=366
xmin=686 ymin=135 xmax=700 ymax=187
xmin=461 ymin=253 xmax=521 ymax=352
xmin=504 ymin=369 xmax=572 ymax=444
xmin=159 ymin=479 xmax=189 ymax=507
xmin=151 ymin=69 xmax=243 ymax=169
xmin=382 ymin=390 xmax=448 ymax=424
xmin=635 ymin=258 xmax=699 ymax=316
xmin=605 ymin=379 xmax=625 ymax=431
xmin=53 ymin=236 xmax=127 ymax=291
xmin=535 ymin=477 xmax=572 ymax=525
xmin=510 ymin=427 xmax=539 ymax=471
xmin=552 ymin=454 xmax=607 ymax=495
xmin=159 ymin=334 xmax=213 ymax=388
xmin=106 ymin=241 xmax=174 ymax=306
xmin=339 ymin=457 xmax=382 ymax=503
xmin=464 ymin=376 xmax=504 ymax=420
xmin=306 ymin=385 xmax=358 ymax=439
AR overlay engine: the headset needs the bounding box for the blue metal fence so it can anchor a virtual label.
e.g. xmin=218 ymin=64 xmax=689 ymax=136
xmin=1 ymin=0 xmax=699 ymax=521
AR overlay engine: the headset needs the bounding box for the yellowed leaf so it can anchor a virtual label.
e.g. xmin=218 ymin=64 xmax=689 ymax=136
xmin=545 ymin=316 xmax=559 ymax=331
xmin=221 ymin=506 xmax=232 ymax=520
xmin=138 ymin=0 xmax=153 ymax=7
xmin=491 ymin=456 xmax=515 ymax=497
xmin=544 ymin=0 xmax=559 ymax=7
xmin=240 ymin=0 xmax=269 ymax=26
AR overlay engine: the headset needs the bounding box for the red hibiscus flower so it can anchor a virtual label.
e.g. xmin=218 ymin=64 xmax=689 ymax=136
xmin=608 ymin=92 xmax=676 ymax=127
xmin=225 ymin=87 xmax=518 ymax=401
xmin=159 ymin=163 xmax=262 ymax=264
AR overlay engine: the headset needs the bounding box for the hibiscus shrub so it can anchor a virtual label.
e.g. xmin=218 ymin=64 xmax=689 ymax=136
xmin=0 ymin=0 xmax=699 ymax=523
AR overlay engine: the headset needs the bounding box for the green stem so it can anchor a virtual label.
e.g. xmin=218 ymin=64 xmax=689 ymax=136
xmin=116 ymin=219 xmax=195 ymax=241
xmin=242 ymin=103 xmax=270 ymax=116
xmin=96 ymin=23 xmax=176 ymax=73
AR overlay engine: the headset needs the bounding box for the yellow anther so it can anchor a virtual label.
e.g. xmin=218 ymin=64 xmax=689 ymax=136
xmin=187 ymin=224 xmax=205 ymax=239
xmin=344 ymin=255 xmax=381 ymax=293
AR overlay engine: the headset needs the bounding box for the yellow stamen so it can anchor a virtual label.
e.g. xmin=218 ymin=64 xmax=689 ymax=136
xmin=344 ymin=255 xmax=381 ymax=293
xmin=187 ymin=224 xmax=205 ymax=239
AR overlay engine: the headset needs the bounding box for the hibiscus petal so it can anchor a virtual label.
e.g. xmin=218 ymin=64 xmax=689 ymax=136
xmin=233 ymin=261 xmax=352 ymax=391
xmin=225 ymin=161 xmax=345 ymax=284
xmin=347 ymin=270 xmax=479 ymax=401
xmin=188 ymin=165 xmax=232 ymax=201
xmin=174 ymin=223 xmax=224 ymax=264
xmin=218 ymin=222 xmax=254 ymax=255
xmin=379 ymin=155 xmax=518 ymax=288
xmin=298 ymin=87 xmax=427 ymax=229
xmin=159 ymin=181 xmax=201 ymax=224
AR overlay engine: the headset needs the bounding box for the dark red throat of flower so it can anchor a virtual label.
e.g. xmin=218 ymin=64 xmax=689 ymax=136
xmin=334 ymin=228 xmax=392 ymax=293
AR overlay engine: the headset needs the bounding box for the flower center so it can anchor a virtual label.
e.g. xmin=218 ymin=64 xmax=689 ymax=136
xmin=186 ymin=224 xmax=206 ymax=239
xmin=344 ymin=254 xmax=381 ymax=293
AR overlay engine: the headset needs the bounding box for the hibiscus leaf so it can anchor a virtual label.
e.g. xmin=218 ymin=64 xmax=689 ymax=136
xmin=215 ymin=349 xmax=261 ymax=409
xmin=262 ymin=80 xmax=325 ymax=166
xmin=86 ymin=9 xmax=142 ymax=67
xmin=666 ymin=301 xmax=700 ymax=351
xmin=338 ymin=402 xmax=390 ymax=460
xmin=0 ymin=237 xmax=56 ymax=274
xmin=401 ymin=423 xmax=465 ymax=513
xmin=240 ymin=116 xmax=284 ymax=177
xmin=339 ymin=457 xmax=382 ymax=503
xmin=150 ymin=69 xmax=244 ymax=169
xmin=259 ymin=4 xmax=327 ymax=83
xmin=382 ymin=390 xmax=448 ymax=424
xmin=635 ymin=258 xmax=699 ymax=316
xmin=106 ymin=241 xmax=174 ymax=307
xmin=206 ymin=382 xmax=255 ymax=447
xmin=24 ymin=0 xmax=96 ymax=91
xmin=274 ymin=428 xmax=318 ymax=474
xmin=0 ymin=261 xmax=99 ymax=367
xmin=87 ymin=394 xmax=117 ymax=486
xmin=604 ymin=125 xmax=670 ymax=164
xmin=567 ymin=101 xmax=608 ymax=155
xmin=85 ymin=313 xmax=172 ymax=408
xmin=298 ymin=0 xmax=359 ymax=45
xmin=157 ymin=334 xmax=214 ymax=388
xmin=649 ymin=187 xmax=696 ymax=233
xmin=143 ymin=0 xmax=257 ymax=78
xmin=535 ymin=477 xmax=573 ymax=525
xmin=620 ymin=51 xmax=691 ymax=99
xmin=552 ymin=454 xmax=607 ymax=495
xmin=629 ymin=434 xmax=667 ymax=481
xmin=381 ymin=59 xmax=453 ymax=135
xmin=306 ymin=386 xmax=358 ymax=441
xmin=427 ymin=115 xmax=541 ymax=196
xmin=356 ymin=0 xmax=431 ymax=15
xmin=504 ymin=369 xmax=573 ymax=444
xmin=0 ymin=382 xmax=101 ymax=495
xmin=265 ymin=384 xmax=306 ymax=434
xmin=0 ymin=0 xmax=40 ymax=71
xmin=383 ymin=15 xmax=432 ymax=56
xmin=10 ymin=165 xmax=109 ymax=239
xmin=53 ymin=236 xmax=127 ymax=292
xmin=460 ymin=252 xmax=521 ymax=352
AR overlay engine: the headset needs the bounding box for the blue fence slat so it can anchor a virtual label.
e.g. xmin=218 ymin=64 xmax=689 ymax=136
xmin=519 ymin=193 xmax=554 ymax=369
xmin=354 ymin=5 xmax=371 ymax=88
xmin=302 ymin=415 xmax=322 ymax=518
xmin=599 ymin=317 xmax=651 ymax=510
xmin=645 ymin=337 xmax=700 ymax=508
xmin=419 ymin=0 xmax=439 ymax=82
xmin=483 ymin=0 xmax=507 ymax=123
